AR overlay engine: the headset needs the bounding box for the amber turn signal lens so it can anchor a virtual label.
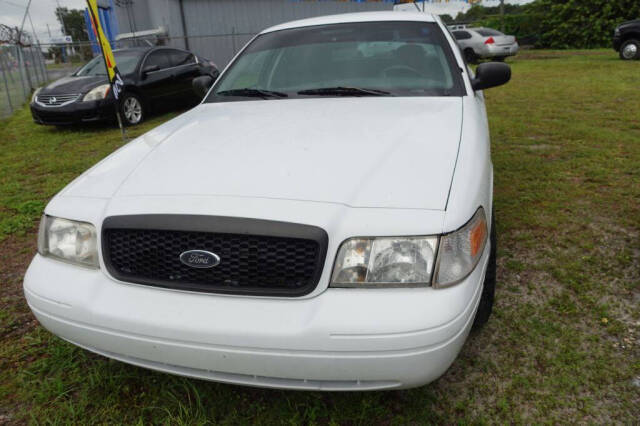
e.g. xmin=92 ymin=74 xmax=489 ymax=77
xmin=470 ymin=218 xmax=487 ymax=258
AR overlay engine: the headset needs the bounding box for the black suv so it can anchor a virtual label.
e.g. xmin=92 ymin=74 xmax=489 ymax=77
xmin=614 ymin=19 xmax=640 ymax=60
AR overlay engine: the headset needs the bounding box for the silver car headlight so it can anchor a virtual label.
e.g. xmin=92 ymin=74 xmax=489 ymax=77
xmin=433 ymin=208 xmax=488 ymax=288
xmin=31 ymin=87 xmax=41 ymax=104
xmin=331 ymin=208 xmax=489 ymax=289
xmin=37 ymin=215 xmax=99 ymax=268
xmin=83 ymin=84 xmax=111 ymax=102
xmin=331 ymin=236 xmax=438 ymax=287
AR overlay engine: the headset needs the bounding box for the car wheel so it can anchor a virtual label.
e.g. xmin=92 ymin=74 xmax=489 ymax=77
xmin=120 ymin=93 xmax=144 ymax=126
xmin=620 ymin=39 xmax=640 ymax=60
xmin=464 ymin=48 xmax=478 ymax=64
xmin=472 ymin=208 xmax=497 ymax=330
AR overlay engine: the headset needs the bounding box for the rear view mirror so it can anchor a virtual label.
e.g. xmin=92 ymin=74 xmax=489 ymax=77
xmin=193 ymin=75 xmax=214 ymax=99
xmin=471 ymin=62 xmax=511 ymax=91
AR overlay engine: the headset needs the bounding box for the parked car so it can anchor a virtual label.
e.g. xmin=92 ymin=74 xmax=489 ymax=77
xmin=452 ymin=27 xmax=519 ymax=63
xmin=613 ymin=19 xmax=640 ymax=60
xmin=30 ymin=47 xmax=218 ymax=126
xmin=25 ymin=12 xmax=511 ymax=390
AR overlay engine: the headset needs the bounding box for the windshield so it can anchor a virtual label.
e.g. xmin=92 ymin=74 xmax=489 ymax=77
xmin=475 ymin=29 xmax=504 ymax=37
xmin=75 ymin=51 xmax=143 ymax=76
xmin=207 ymin=21 xmax=464 ymax=101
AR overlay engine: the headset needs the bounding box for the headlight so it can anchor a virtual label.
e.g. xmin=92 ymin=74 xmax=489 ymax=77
xmin=83 ymin=84 xmax=110 ymax=102
xmin=38 ymin=215 xmax=99 ymax=268
xmin=31 ymin=87 xmax=41 ymax=104
xmin=614 ymin=28 xmax=621 ymax=36
xmin=433 ymin=208 xmax=488 ymax=288
xmin=331 ymin=236 xmax=438 ymax=287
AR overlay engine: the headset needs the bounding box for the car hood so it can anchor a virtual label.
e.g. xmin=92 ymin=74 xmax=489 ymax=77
xmin=63 ymin=97 xmax=463 ymax=210
xmin=618 ymin=19 xmax=640 ymax=29
xmin=40 ymin=75 xmax=108 ymax=95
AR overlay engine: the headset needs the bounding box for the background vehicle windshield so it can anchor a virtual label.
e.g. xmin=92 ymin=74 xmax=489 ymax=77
xmin=75 ymin=51 xmax=142 ymax=76
xmin=208 ymin=21 xmax=464 ymax=100
xmin=475 ymin=29 xmax=504 ymax=37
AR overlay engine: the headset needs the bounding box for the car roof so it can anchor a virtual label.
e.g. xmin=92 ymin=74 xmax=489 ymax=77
xmin=262 ymin=11 xmax=438 ymax=34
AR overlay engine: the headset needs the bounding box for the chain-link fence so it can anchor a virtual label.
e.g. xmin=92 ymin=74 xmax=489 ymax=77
xmin=0 ymin=45 xmax=48 ymax=119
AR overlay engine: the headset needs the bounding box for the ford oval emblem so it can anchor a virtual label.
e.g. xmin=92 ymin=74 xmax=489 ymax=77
xmin=179 ymin=250 xmax=221 ymax=269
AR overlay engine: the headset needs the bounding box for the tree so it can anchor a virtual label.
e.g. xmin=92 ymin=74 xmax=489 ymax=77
xmin=55 ymin=7 xmax=89 ymax=42
xmin=440 ymin=14 xmax=455 ymax=25
xmin=526 ymin=0 xmax=640 ymax=49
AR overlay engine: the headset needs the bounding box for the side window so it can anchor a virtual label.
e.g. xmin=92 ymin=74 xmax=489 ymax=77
xmin=144 ymin=50 xmax=171 ymax=70
xmin=453 ymin=31 xmax=472 ymax=40
xmin=169 ymin=50 xmax=195 ymax=67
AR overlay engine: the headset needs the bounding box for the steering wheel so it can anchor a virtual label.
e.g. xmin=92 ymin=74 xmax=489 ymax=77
xmin=381 ymin=65 xmax=426 ymax=79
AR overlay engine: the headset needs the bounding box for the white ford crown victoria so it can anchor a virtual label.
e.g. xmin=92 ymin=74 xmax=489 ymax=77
xmin=24 ymin=12 xmax=510 ymax=390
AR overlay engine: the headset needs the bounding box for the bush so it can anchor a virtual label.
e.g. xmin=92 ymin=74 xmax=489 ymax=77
xmin=527 ymin=0 xmax=640 ymax=49
xmin=465 ymin=0 xmax=640 ymax=49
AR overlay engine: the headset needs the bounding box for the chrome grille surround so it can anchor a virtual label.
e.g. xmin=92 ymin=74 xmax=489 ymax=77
xmin=35 ymin=93 xmax=81 ymax=107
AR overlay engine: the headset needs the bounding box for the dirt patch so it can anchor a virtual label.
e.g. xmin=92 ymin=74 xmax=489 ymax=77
xmin=0 ymin=229 xmax=38 ymax=339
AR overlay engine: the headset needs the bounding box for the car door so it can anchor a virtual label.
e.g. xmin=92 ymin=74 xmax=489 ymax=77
xmin=138 ymin=49 xmax=179 ymax=102
xmin=167 ymin=49 xmax=201 ymax=101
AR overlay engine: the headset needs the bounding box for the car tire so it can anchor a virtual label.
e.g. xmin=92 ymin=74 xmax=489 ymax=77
xmin=472 ymin=208 xmax=497 ymax=330
xmin=120 ymin=93 xmax=145 ymax=126
xmin=464 ymin=48 xmax=478 ymax=64
xmin=620 ymin=39 xmax=640 ymax=60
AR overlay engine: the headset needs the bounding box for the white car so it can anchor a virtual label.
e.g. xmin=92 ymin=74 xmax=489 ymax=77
xmin=452 ymin=27 xmax=519 ymax=63
xmin=24 ymin=12 xmax=511 ymax=391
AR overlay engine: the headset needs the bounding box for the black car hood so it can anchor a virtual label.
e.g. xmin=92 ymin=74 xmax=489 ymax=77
xmin=618 ymin=19 xmax=640 ymax=29
xmin=40 ymin=75 xmax=108 ymax=95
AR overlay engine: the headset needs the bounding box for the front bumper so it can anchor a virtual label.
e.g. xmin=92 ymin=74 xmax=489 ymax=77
xmin=479 ymin=43 xmax=520 ymax=59
xmin=24 ymin=246 xmax=488 ymax=391
xmin=613 ymin=36 xmax=622 ymax=52
xmin=30 ymin=98 xmax=116 ymax=126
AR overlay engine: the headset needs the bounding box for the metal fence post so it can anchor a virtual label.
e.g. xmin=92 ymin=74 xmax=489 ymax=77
xmin=26 ymin=48 xmax=36 ymax=85
xmin=32 ymin=48 xmax=44 ymax=85
xmin=16 ymin=47 xmax=30 ymax=97
xmin=1 ymin=51 xmax=14 ymax=115
xmin=40 ymin=48 xmax=48 ymax=83
xmin=31 ymin=49 xmax=41 ymax=85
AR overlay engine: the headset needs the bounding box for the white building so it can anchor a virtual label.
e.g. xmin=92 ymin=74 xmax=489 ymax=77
xmin=393 ymin=1 xmax=473 ymax=19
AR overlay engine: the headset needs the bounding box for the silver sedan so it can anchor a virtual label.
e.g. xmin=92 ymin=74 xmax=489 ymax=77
xmin=452 ymin=27 xmax=519 ymax=63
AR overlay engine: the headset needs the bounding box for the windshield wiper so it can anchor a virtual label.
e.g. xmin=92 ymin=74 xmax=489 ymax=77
xmin=216 ymin=88 xmax=288 ymax=99
xmin=297 ymin=87 xmax=392 ymax=97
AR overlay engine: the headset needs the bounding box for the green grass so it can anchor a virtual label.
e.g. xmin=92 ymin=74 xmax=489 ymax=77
xmin=1 ymin=50 xmax=639 ymax=423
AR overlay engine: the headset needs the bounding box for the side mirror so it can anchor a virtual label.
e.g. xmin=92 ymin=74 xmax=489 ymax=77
xmin=193 ymin=75 xmax=214 ymax=98
xmin=141 ymin=64 xmax=160 ymax=76
xmin=471 ymin=62 xmax=511 ymax=91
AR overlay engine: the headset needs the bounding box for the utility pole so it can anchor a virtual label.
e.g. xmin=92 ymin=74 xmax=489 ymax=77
xmin=500 ymin=0 xmax=505 ymax=32
xmin=17 ymin=0 xmax=31 ymax=41
xmin=46 ymin=24 xmax=52 ymax=38
xmin=17 ymin=0 xmax=34 ymax=89
xmin=55 ymin=0 xmax=68 ymax=35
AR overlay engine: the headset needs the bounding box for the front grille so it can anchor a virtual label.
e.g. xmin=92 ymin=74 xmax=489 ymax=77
xmin=102 ymin=215 xmax=328 ymax=297
xmin=36 ymin=93 xmax=81 ymax=107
